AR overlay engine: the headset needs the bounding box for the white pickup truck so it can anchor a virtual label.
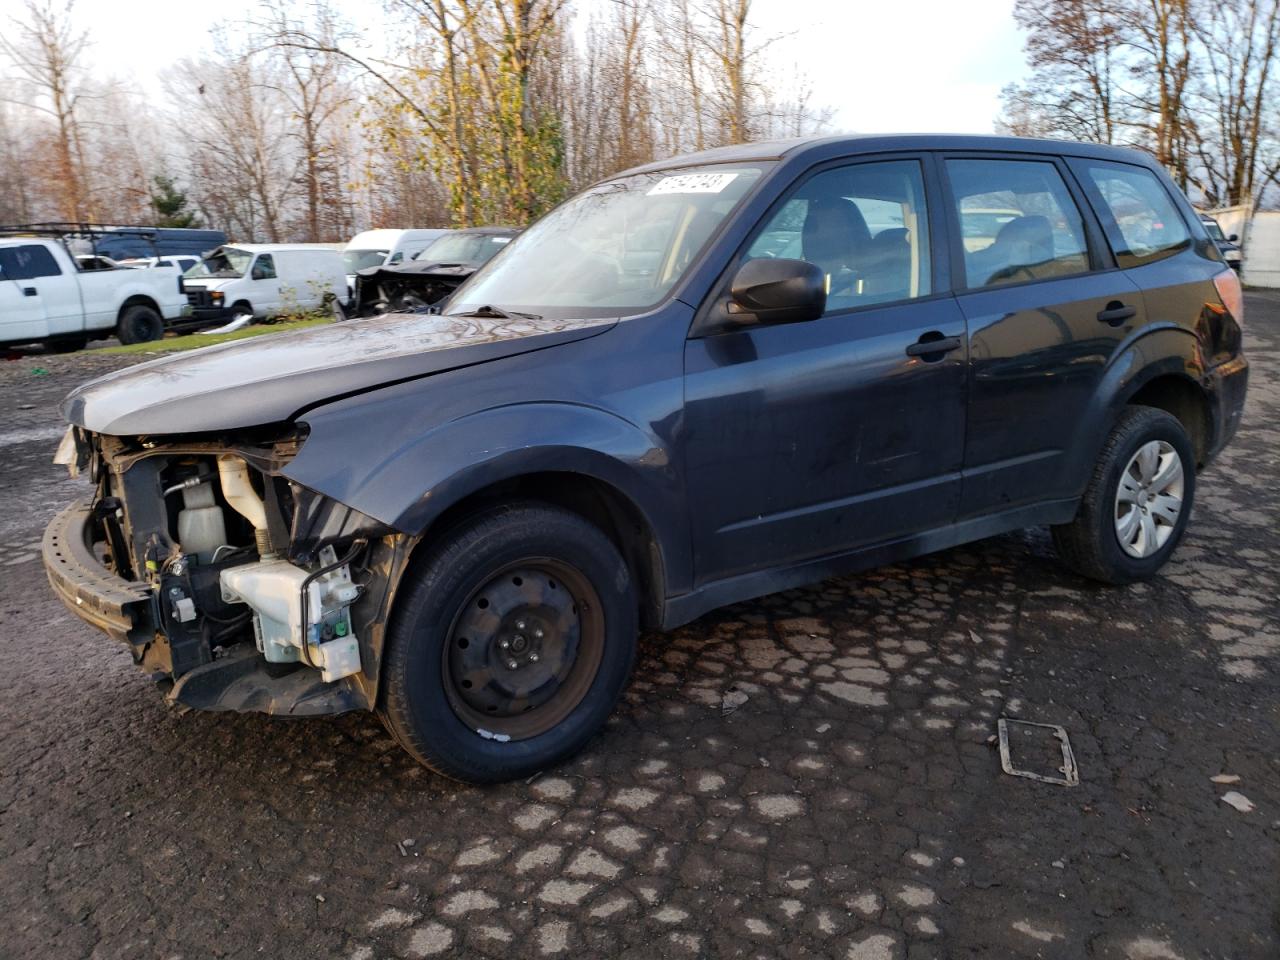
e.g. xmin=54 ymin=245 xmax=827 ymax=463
xmin=0 ymin=236 xmax=188 ymax=351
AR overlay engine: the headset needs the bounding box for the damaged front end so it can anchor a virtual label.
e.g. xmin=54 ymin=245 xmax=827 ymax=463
xmin=45 ymin=426 xmax=411 ymax=716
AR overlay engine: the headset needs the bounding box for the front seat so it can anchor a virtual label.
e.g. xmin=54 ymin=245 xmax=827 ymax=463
xmin=801 ymin=197 xmax=872 ymax=294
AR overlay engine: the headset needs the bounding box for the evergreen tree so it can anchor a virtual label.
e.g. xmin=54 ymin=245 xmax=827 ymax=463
xmin=150 ymin=174 xmax=200 ymax=228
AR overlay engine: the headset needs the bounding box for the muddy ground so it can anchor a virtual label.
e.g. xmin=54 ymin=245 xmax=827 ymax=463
xmin=0 ymin=297 xmax=1276 ymax=960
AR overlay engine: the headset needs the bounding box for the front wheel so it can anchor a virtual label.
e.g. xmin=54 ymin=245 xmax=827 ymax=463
xmin=380 ymin=503 xmax=638 ymax=783
xmin=1052 ymin=405 xmax=1196 ymax=584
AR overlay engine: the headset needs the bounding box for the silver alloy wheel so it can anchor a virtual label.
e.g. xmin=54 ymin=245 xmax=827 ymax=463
xmin=1114 ymin=439 xmax=1184 ymax=558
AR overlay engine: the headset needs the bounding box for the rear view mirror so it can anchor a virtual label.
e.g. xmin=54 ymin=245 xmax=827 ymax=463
xmin=724 ymin=258 xmax=826 ymax=328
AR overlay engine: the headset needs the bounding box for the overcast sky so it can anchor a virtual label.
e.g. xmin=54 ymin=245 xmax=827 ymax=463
xmin=0 ymin=0 xmax=1027 ymax=135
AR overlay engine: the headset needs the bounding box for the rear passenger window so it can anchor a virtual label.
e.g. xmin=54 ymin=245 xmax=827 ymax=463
xmin=746 ymin=159 xmax=932 ymax=312
xmin=0 ymin=244 xmax=62 ymax=281
xmin=946 ymin=159 xmax=1091 ymax=289
xmin=1074 ymin=161 xmax=1190 ymax=267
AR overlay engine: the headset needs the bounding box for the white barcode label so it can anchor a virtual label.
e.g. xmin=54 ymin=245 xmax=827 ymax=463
xmin=647 ymin=172 xmax=739 ymax=196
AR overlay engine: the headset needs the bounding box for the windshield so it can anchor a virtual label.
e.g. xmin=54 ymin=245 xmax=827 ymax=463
xmin=446 ymin=164 xmax=768 ymax=318
xmin=417 ymin=233 xmax=513 ymax=265
xmin=344 ymin=248 xmax=390 ymax=273
xmin=1201 ymin=220 xmax=1225 ymax=241
xmin=186 ymin=247 xmax=253 ymax=279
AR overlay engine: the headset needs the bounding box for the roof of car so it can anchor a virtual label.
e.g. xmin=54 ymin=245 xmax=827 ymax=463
xmin=616 ymin=133 xmax=1158 ymax=177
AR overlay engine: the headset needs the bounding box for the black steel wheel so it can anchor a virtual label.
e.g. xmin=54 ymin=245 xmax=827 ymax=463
xmin=380 ymin=502 xmax=637 ymax=783
xmin=444 ymin=559 xmax=604 ymax=740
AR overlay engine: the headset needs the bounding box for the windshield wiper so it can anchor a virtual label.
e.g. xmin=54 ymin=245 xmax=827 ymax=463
xmin=452 ymin=305 xmax=542 ymax=320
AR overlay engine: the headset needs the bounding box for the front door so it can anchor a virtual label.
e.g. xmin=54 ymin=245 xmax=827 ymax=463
xmin=683 ymin=157 xmax=968 ymax=586
xmin=0 ymin=246 xmax=48 ymax=343
xmin=942 ymin=155 xmax=1143 ymax=519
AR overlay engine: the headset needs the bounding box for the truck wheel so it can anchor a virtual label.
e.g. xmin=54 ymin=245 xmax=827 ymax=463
xmin=380 ymin=503 xmax=638 ymax=784
xmin=116 ymin=304 xmax=164 ymax=344
xmin=1052 ymin=406 xmax=1196 ymax=584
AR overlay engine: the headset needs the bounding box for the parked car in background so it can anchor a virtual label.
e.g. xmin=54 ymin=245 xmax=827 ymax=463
xmin=74 ymin=254 xmax=125 ymax=271
xmin=183 ymin=244 xmax=348 ymax=325
xmin=119 ymin=254 xmax=200 ymax=274
xmin=353 ymin=226 xmax=519 ymax=316
xmin=1199 ymin=214 xmax=1241 ymax=270
xmin=342 ymin=229 xmax=450 ymax=297
xmin=44 ymin=135 xmax=1246 ymax=784
xmin=92 ymin=226 xmax=227 ymax=262
xmin=0 ymin=235 xmax=187 ymax=350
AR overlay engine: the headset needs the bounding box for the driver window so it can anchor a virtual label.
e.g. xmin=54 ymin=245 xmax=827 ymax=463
xmin=251 ymin=254 xmax=276 ymax=280
xmin=745 ymin=160 xmax=932 ymax=313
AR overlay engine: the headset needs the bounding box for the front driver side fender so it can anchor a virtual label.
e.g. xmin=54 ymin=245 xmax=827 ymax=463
xmin=283 ymin=401 xmax=690 ymax=594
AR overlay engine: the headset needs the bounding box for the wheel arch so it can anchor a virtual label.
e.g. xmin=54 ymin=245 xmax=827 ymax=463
xmin=116 ymin=294 xmax=161 ymax=322
xmin=1121 ymin=372 xmax=1211 ymax=465
xmin=1065 ymin=326 xmax=1209 ymax=493
xmin=407 ymin=470 xmax=668 ymax=632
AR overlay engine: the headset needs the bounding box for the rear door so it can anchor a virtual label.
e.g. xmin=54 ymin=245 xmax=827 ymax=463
xmin=943 ymin=154 xmax=1143 ymax=519
xmin=683 ymin=155 xmax=969 ymax=585
xmin=1067 ymin=158 xmax=1219 ymax=334
xmin=0 ymin=246 xmax=49 ymax=342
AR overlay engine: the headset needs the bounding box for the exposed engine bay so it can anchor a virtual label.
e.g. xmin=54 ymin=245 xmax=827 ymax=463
xmin=352 ymin=261 xmax=476 ymax=316
xmin=52 ymin=426 xmax=403 ymax=715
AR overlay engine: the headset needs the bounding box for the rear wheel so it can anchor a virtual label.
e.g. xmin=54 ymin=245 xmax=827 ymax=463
xmin=380 ymin=503 xmax=638 ymax=784
xmin=1052 ymin=406 xmax=1196 ymax=584
xmin=116 ymin=304 xmax=163 ymax=344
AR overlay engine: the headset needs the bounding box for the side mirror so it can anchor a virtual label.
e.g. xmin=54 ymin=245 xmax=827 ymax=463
xmin=722 ymin=257 xmax=826 ymax=329
xmin=1228 ymin=233 xmax=1239 ymax=242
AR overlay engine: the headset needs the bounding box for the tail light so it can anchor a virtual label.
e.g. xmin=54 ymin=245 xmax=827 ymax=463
xmin=1212 ymin=267 xmax=1243 ymax=325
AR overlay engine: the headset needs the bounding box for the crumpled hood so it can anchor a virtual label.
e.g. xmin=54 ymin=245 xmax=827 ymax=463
xmin=64 ymin=312 xmax=616 ymax=436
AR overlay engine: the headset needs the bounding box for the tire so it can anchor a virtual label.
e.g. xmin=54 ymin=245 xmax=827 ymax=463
xmin=47 ymin=335 xmax=87 ymax=354
xmin=330 ymin=297 xmax=348 ymax=321
xmin=116 ymin=304 xmax=164 ymax=344
xmin=1052 ymin=405 xmax=1196 ymax=584
xmin=380 ymin=502 xmax=638 ymax=784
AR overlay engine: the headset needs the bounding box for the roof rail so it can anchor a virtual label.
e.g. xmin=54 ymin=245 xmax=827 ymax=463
xmin=0 ymin=222 xmax=160 ymax=238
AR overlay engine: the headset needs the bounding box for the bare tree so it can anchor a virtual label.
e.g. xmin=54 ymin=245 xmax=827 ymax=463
xmin=1189 ymin=0 xmax=1280 ymax=206
xmin=0 ymin=0 xmax=93 ymax=220
xmin=258 ymin=1 xmax=356 ymax=240
xmin=167 ymin=39 xmax=296 ymax=241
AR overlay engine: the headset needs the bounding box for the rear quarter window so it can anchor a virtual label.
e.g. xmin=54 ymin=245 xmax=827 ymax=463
xmin=1072 ymin=160 xmax=1191 ymax=267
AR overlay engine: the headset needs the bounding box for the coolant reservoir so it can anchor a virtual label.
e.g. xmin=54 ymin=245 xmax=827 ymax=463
xmin=177 ymin=482 xmax=227 ymax=564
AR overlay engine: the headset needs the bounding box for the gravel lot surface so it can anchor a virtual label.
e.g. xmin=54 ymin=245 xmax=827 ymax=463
xmin=1 ymin=299 xmax=1277 ymax=960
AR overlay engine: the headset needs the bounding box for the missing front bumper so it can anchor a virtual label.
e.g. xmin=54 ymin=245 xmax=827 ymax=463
xmin=43 ymin=499 xmax=151 ymax=648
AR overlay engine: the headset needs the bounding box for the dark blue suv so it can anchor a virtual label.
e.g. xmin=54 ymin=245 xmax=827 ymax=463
xmin=46 ymin=135 xmax=1248 ymax=782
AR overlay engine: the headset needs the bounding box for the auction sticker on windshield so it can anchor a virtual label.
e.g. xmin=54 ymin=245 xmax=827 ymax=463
xmin=647 ymin=172 xmax=740 ymax=195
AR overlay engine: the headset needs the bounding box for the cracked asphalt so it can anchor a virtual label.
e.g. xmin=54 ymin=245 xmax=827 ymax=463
xmin=1 ymin=297 xmax=1277 ymax=960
